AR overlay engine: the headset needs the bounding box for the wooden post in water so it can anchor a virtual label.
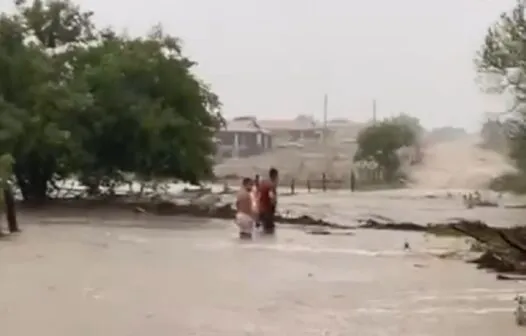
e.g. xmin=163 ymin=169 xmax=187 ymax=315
xmin=350 ymin=170 xmax=356 ymax=192
xmin=307 ymin=179 xmax=311 ymax=193
xmin=322 ymin=173 xmax=327 ymax=192
xmin=290 ymin=178 xmax=295 ymax=195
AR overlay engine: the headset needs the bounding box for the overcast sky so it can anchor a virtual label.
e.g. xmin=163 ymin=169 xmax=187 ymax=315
xmin=0 ymin=0 xmax=518 ymax=130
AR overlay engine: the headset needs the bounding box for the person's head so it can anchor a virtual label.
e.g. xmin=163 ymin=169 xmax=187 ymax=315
xmin=269 ymin=167 xmax=279 ymax=183
xmin=241 ymin=177 xmax=253 ymax=191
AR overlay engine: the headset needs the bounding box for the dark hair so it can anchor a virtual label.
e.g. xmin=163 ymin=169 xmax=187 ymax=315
xmin=269 ymin=167 xmax=278 ymax=179
xmin=242 ymin=177 xmax=252 ymax=186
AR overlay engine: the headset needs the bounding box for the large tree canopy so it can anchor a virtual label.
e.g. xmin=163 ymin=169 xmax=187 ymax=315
xmin=0 ymin=0 xmax=223 ymax=201
xmin=477 ymin=1 xmax=526 ymax=173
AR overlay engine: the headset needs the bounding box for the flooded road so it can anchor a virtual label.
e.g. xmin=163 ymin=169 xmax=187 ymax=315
xmin=0 ymin=214 xmax=525 ymax=335
xmin=2 ymin=135 xmax=522 ymax=334
xmin=278 ymin=188 xmax=526 ymax=227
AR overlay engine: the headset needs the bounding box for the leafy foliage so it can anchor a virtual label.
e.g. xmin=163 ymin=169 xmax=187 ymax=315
xmin=477 ymin=1 xmax=526 ymax=173
xmin=354 ymin=118 xmax=418 ymax=181
xmin=480 ymin=118 xmax=510 ymax=153
xmin=389 ymin=113 xmax=424 ymax=139
xmin=0 ymin=0 xmax=223 ymax=201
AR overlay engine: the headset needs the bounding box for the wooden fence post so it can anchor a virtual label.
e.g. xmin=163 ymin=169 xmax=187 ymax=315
xmin=322 ymin=173 xmax=327 ymax=192
xmin=350 ymin=170 xmax=356 ymax=192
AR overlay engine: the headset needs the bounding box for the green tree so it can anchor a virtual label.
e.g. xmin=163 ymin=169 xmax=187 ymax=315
xmin=69 ymin=26 xmax=222 ymax=192
xmin=0 ymin=0 xmax=223 ymax=201
xmin=0 ymin=2 xmax=86 ymax=201
xmin=354 ymin=119 xmax=418 ymax=181
xmin=390 ymin=113 xmax=424 ymax=139
xmin=480 ymin=118 xmax=510 ymax=152
xmin=477 ymin=0 xmax=526 ymax=173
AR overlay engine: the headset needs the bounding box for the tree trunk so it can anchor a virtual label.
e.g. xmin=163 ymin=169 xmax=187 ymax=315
xmin=3 ymin=185 xmax=19 ymax=232
xmin=15 ymin=170 xmax=49 ymax=202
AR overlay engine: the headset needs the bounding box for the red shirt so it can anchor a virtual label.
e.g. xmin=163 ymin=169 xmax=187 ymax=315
xmin=258 ymin=180 xmax=276 ymax=213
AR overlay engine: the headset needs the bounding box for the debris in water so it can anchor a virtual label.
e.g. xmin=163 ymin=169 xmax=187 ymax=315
xmin=83 ymin=287 xmax=104 ymax=300
xmin=496 ymin=274 xmax=526 ymax=281
xmin=134 ymin=206 xmax=146 ymax=214
xmin=305 ymin=228 xmax=354 ymax=236
xmin=307 ymin=228 xmax=331 ymax=235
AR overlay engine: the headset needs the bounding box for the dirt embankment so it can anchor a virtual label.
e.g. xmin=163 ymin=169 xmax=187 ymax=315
xmin=409 ymin=136 xmax=515 ymax=189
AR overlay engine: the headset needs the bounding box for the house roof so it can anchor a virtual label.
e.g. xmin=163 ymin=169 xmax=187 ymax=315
xmin=222 ymin=117 xmax=270 ymax=134
xmin=258 ymin=116 xmax=321 ymax=131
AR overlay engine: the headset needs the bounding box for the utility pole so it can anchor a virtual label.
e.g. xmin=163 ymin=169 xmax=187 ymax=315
xmin=322 ymin=93 xmax=328 ymax=144
xmin=372 ymin=98 xmax=377 ymax=123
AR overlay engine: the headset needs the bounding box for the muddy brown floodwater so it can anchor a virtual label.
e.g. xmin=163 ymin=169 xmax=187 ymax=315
xmin=1 ymin=189 xmax=526 ymax=335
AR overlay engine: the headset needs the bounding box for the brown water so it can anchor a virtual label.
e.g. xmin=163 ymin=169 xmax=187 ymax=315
xmin=279 ymin=189 xmax=526 ymax=227
xmin=0 ymin=211 xmax=525 ymax=336
xmin=2 ymin=135 xmax=526 ymax=335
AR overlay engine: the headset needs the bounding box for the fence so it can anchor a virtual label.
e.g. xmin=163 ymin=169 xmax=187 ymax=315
xmin=218 ymin=167 xmax=391 ymax=194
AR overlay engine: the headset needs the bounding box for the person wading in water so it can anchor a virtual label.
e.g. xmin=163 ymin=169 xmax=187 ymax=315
xmin=258 ymin=168 xmax=279 ymax=235
xmin=235 ymin=177 xmax=256 ymax=239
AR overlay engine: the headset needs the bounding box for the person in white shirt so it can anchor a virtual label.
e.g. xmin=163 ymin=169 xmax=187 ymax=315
xmin=235 ymin=177 xmax=256 ymax=239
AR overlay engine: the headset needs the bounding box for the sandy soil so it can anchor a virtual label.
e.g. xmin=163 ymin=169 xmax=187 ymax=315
xmin=214 ymin=138 xmax=357 ymax=182
xmin=410 ymin=136 xmax=515 ymax=189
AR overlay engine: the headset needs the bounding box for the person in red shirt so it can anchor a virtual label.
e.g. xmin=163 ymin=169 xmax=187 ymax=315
xmin=258 ymin=168 xmax=279 ymax=234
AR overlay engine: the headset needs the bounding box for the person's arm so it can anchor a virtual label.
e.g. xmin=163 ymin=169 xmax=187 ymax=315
xmin=250 ymin=191 xmax=259 ymax=216
xmin=269 ymin=189 xmax=276 ymax=202
xmin=269 ymin=186 xmax=277 ymax=211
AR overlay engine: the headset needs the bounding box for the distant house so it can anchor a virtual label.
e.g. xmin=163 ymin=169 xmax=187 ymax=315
xmin=258 ymin=115 xmax=324 ymax=141
xmin=216 ymin=116 xmax=272 ymax=158
xmin=328 ymin=120 xmax=365 ymax=142
xmin=328 ymin=118 xmax=350 ymax=126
